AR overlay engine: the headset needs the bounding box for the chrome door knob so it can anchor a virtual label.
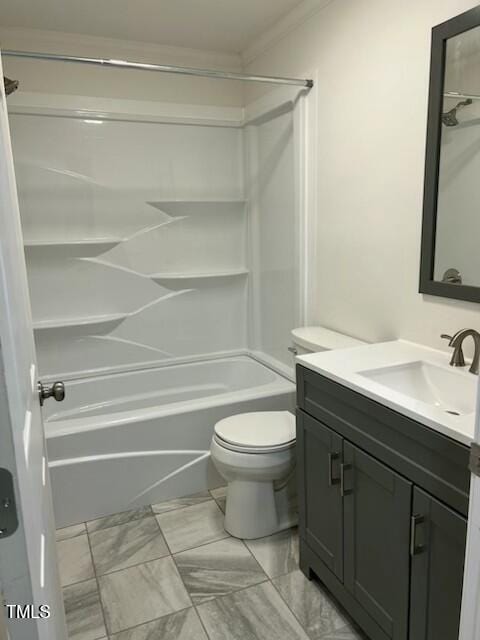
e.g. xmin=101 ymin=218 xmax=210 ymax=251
xmin=38 ymin=381 xmax=65 ymax=406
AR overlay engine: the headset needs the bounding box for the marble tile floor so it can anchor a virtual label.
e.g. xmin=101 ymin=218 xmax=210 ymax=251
xmin=56 ymin=489 xmax=366 ymax=640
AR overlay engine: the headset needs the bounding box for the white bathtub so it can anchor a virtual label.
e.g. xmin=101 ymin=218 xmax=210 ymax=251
xmin=45 ymin=355 xmax=295 ymax=527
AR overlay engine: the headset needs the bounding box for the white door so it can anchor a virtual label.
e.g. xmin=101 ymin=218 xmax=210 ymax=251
xmin=0 ymin=55 xmax=67 ymax=640
xmin=459 ymin=380 xmax=480 ymax=639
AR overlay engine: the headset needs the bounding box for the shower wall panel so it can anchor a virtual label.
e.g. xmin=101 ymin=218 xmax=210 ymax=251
xmin=9 ymin=111 xmax=247 ymax=378
xmin=246 ymin=106 xmax=299 ymax=370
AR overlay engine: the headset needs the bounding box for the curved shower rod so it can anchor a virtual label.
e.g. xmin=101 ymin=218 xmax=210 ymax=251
xmin=1 ymin=50 xmax=314 ymax=89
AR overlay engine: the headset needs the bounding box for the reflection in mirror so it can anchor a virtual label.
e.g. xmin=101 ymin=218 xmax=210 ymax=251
xmin=435 ymin=25 xmax=480 ymax=287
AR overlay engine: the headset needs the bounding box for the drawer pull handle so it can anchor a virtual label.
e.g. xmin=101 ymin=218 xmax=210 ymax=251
xmin=340 ymin=463 xmax=352 ymax=497
xmin=328 ymin=452 xmax=340 ymax=486
xmin=410 ymin=514 xmax=425 ymax=556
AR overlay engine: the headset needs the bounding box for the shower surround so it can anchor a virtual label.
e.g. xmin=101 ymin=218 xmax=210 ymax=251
xmin=8 ymin=90 xmax=302 ymax=525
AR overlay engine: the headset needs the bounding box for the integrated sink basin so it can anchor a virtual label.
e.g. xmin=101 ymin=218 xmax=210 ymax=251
xmin=297 ymin=339 xmax=478 ymax=445
xmin=358 ymin=360 xmax=476 ymax=416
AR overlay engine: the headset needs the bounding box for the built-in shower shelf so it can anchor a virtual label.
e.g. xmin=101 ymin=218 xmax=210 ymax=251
xmin=33 ymin=312 xmax=128 ymax=330
xmin=150 ymin=269 xmax=248 ymax=281
xmin=150 ymin=200 xmax=246 ymax=217
xmin=24 ymin=237 xmax=124 ymax=249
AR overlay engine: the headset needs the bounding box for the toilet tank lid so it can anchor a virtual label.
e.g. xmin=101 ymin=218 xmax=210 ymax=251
xmin=291 ymin=326 xmax=366 ymax=352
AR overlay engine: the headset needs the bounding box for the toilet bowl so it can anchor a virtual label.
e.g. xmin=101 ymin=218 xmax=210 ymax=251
xmin=210 ymin=327 xmax=366 ymax=540
xmin=211 ymin=411 xmax=296 ymax=539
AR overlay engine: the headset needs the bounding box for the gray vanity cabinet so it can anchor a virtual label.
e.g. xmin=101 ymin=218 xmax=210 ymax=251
xmin=296 ymin=365 xmax=470 ymax=640
xmin=409 ymin=488 xmax=467 ymax=640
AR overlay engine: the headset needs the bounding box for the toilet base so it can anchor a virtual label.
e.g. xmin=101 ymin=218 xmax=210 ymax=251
xmin=224 ymin=476 xmax=298 ymax=539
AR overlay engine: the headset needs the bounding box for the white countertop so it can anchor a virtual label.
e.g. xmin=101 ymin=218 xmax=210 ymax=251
xmin=297 ymin=339 xmax=477 ymax=446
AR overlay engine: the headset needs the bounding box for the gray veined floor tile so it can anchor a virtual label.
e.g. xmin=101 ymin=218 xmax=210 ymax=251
xmin=272 ymin=569 xmax=361 ymax=640
xmin=109 ymin=607 xmax=208 ymax=640
xmin=245 ymin=527 xmax=299 ymax=579
xmin=321 ymin=627 xmax=365 ymax=640
xmin=56 ymin=522 xmax=86 ymax=542
xmin=174 ymin=537 xmax=267 ymax=604
xmin=98 ymin=555 xmax=191 ymax=634
xmin=151 ymin=491 xmax=211 ymax=515
xmin=89 ymin=516 xmax=169 ymax=575
xmin=209 ymin=486 xmax=227 ymax=513
xmin=156 ymin=500 xmax=228 ymax=553
xmin=63 ymin=578 xmax=107 ymax=640
xmin=87 ymin=506 xmax=153 ymax=534
xmin=197 ymin=581 xmax=310 ymax=640
xmin=57 ymin=534 xmax=95 ymax=587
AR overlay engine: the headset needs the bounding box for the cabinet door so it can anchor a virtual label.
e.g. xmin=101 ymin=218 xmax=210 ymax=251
xmin=409 ymin=487 xmax=467 ymax=640
xmin=297 ymin=412 xmax=343 ymax=580
xmin=343 ymin=442 xmax=411 ymax=640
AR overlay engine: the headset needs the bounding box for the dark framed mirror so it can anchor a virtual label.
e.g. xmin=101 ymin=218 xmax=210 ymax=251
xmin=420 ymin=5 xmax=480 ymax=303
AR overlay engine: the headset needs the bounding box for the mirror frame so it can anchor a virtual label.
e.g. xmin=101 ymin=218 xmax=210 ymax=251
xmin=420 ymin=5 xmax=480 ymax=303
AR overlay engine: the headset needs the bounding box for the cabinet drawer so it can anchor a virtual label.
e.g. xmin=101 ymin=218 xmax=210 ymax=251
xmin=297 ymin=366 xmax=470 ymax=516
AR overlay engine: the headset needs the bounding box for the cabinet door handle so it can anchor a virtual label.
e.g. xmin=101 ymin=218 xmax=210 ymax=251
xmin=410 ymin=514 xmax=425 ymax=556
xmin=340 ymin=463 xmax=352 ymax=497
xmin=328 ymin=452 xmax=340 ymax=486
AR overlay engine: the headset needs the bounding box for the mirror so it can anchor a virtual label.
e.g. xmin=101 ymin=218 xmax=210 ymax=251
xmin=420 ymin=6 xmax=480 ymax=302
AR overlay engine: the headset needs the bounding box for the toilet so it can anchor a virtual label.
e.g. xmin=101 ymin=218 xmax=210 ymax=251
xmin=210 ymin=326 xmax=365 ymax=540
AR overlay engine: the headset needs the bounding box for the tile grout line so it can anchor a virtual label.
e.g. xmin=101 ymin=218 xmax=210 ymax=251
xmin=267 ymin=573 xmax=314 ymax=640
xmin=170 ymin=538 xmax=270 ymax=606
xmin=84 ymin=491 xmax=222 ymax=537
xmin=167 ymin=529 xmax=230 ymax=556
xmin=85 ymin=521 xmax=112 ymax=640
xmin=152 ymin=494 xmax=215 ymax=517
xmin=103 ymin=604 xmax=194 ymax=639
xmin=268 ymin=567 xmax=364 ymax=640
xmin=86 ymin=506 xmax=154 ymax=535
xmin=88 ymin=501 xmax=196 ymax=638
xmin=192 ymin=600 xmax=213 ymax=640
xmin=63 ymin=524 xmax=171 ymax=584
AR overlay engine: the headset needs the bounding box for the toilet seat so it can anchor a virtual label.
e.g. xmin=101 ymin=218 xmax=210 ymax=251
xmin=213 ymin=411 xmax=295 ymax=454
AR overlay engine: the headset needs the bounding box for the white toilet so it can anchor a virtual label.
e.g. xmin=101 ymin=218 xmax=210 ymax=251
xmin=210 ymin=327 xmax=365 ymax=540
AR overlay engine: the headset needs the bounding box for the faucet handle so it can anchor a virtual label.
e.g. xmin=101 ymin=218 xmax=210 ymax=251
xmin=441 ymin=334 xmax=453 ymax=343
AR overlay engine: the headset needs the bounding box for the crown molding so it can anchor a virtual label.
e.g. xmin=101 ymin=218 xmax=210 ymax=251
xmin=0 ymin=27 xmax=242 ymax=71
xmin=242 ymin=0 xmax=332 ymax=66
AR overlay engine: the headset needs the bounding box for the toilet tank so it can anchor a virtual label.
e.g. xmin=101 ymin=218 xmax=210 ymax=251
xmin=290 ymin=326 xmax=366 ymax=357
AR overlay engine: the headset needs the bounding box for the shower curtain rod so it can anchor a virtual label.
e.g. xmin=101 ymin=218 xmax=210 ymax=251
xmin=2 ymin=50 xmax=314 ymax=88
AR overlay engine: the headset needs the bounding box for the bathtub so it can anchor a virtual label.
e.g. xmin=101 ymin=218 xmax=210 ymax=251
xmin=45 ymin=355 xmax=295 ymax=527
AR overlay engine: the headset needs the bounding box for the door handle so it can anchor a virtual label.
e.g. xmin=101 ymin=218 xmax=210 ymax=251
xmin=340 ymin=463 xmax=352 ymax=497
xmin=328 ymin=452 xmax=340 ymax=486
xmin=38 ymin=381 xmax=65 ymax=406
xmin=410 ymin=514 xmax=425 ymax=556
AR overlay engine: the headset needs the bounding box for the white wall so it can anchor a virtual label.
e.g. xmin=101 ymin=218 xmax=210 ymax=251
xmin=245 ymin=0 xmax=480 ymax=355
xmin=0 ymin=27 xmax=244 ymax=107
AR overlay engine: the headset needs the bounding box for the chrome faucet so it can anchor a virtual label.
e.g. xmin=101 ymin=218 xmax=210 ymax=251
xmin=441 ymin=329 xmax=480 ymax=374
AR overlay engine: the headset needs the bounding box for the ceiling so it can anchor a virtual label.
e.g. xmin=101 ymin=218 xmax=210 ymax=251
xmin=0 ymin=0 xmax=305 ymax=54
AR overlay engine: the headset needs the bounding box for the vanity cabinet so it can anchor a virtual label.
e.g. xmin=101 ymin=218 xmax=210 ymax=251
xmin=297 ymin=365 xmax=470 ymax=640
